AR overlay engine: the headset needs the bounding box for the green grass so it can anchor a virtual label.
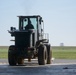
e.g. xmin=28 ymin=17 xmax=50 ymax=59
xmin=0 ymin=46 xmax=8 ymax=59
xmin=0 ymin=46 xmax=76 ymax=59
xmin=52 ymin=46 xmax=76 ymax=59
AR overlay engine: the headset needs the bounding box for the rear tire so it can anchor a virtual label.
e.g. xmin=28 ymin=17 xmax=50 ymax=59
xmin=46 ymin=44 xmax=52 ymax=64
xmin=8 ymin=45 xmax=17 ymax=66
xmin=38 ymin=44 xmax=47 ymax=65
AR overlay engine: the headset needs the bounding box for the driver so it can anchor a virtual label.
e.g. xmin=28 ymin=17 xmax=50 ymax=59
xmin=25 ymin=19 xmax=34 ymax=30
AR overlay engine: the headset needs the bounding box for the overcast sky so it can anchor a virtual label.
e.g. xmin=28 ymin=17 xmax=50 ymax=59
xmin=0 ymin=0 xmax=76 ymax=46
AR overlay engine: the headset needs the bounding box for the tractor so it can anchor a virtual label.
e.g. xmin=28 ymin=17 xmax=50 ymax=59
xmin=8 ymin=15 xmax=52 ymax=65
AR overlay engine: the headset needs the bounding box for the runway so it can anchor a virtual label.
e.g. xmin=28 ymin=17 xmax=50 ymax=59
xmin=0 ymin=59 xmax=76 ymax=75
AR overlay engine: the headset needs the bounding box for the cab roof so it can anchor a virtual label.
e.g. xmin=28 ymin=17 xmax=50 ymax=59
xmin=18 ymin=15 xmax=42 ymax=18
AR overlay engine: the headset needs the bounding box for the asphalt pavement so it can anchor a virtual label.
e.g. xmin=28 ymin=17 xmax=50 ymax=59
xmin=0 ymin=59 xmax=76 ymax=75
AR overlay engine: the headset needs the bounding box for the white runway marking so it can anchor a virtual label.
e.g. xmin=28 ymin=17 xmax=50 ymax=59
xmin=0 ymin=63 xmax=8 ymax=65
xmin=24 ymin=58 xmax=55 ymax=61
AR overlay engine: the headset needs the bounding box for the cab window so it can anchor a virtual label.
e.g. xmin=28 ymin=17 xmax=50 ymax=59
xmin=21 ymin=18 xmax=37 ymax=30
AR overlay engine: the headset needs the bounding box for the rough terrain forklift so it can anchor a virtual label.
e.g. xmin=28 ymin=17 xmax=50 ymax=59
xmin=8 ymin=15 xmax=52 ymax=65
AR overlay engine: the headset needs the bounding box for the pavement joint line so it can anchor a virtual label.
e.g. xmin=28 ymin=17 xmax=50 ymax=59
xmin=0 ymin=63 xmax=76 ymax=65
xmin=51 ymin=63 xmax=76 ymax=65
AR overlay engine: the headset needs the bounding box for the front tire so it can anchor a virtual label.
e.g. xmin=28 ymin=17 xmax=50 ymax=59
xmin=38 ymin=44 xmax=47 ymax=65
xmin=8 ymin=45 xmax=17 ymax=66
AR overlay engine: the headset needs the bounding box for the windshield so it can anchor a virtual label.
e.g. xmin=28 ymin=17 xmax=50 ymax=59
xmin=21 ymin=17 xmax=37 ymax=30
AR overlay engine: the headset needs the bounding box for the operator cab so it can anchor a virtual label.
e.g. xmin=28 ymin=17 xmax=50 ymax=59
xmin=18 ymin=15 xmax=43 ymax=31
xmin=10 ymin=15 xmax=44 ymax=35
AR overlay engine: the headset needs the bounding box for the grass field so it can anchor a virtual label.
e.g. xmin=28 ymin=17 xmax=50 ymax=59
xmin=0 ymin=46 xmax=76 ymax=59
xmin=0 ymin=46 xmax=8 ymax=59
xmin=52 ymin=46 xmax=76 ymax=59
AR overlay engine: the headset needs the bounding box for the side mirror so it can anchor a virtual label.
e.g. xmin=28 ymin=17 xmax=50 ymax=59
xmin=10 ymin=27 xmax=13 ymax=31
xmin=10 ymin=27 xmax=16 ymax=31
xmin=39 ymin=17 xmax=43 ymax=24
